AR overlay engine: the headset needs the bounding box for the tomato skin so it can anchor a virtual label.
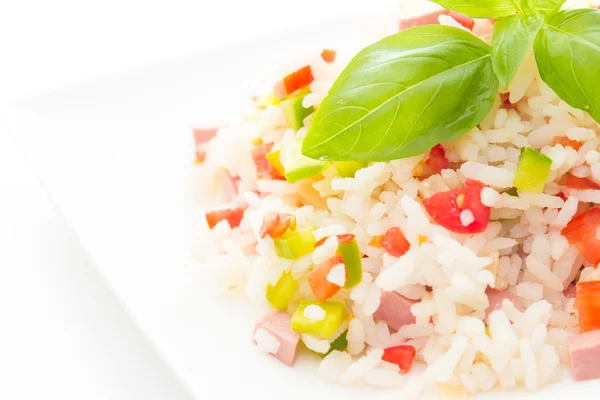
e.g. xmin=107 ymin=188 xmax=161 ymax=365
xmin=382 ymin=345 xmax=417 ymax=374
xmin=566 ymin=173 xmax=600 ymax=190
xmin=552 ymin=136 xmax=583 ymax=151
xmin=251 ymin=144 xmax=285 ymax=180
xmin=308 ymin=256 xmax=344 ymax=302
xmin=260 ymin=212 xmax=297 ymax=239
xmin=321 ymin=49 xmax=336 ymax=63
xmin=380 ymin=227 xmax=411 ymax=257
xmin=425 ymin=145 xmax=449 ymax=174
xmin=448 ymin=11 xmax=475 ymax=30
xmin=574 ymin=281 xmax=600 ymax=332
xmin=275 ymin=66 xmax=314 ymax=99
xmin=561 ymin=207 xmax=600 ymax=265
xmin=205 ymin=206 xmax=246 ymax=229
xmin=423 ymin=179 xmax=491 ymax=234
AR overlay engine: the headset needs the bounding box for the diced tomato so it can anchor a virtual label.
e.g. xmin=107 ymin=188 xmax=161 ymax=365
xmin=425 ymin=144 xmax=449 ymax=174
xmin=205 ymin=206 xmax=247 ymax=229
xmin=315 ymin=234 xmax=356 ymax=248
xmin=308 ymin=256 xmax=344 ymax=302
xmin=561 ymin=207 xmax=600 ymax=265
xmin=566 ymin=173 xmax=600 ymax=190
xmin=574 ymin=281 xmax=600 ymax=333
xmin=423 ymin=179 xmax=491 ymax=234
xmin=193 ymin=128 xmax=218 ymax=163
xmin=552 ymin=136 xmax=583 ymax=151
xmin=259 ymin=212 xmax=296 ymax=239
xmin=321 ymin=49 xmax=336 ymax=63
xmin=274 ymin=65 xmax=314 ymax=99
xmin=251 ymin=143 xmax=284 ymax=180
xmin=380 ymin=227 xmax=411 ymax=257
xmin=382 ymin=345 xmax=416 ymax=375
xmin=448 ymin=11 xmax=475 ymax=30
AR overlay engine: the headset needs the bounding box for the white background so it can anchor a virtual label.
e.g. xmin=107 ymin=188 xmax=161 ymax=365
xmin=0 ymin=1 xmax=382 ymax=399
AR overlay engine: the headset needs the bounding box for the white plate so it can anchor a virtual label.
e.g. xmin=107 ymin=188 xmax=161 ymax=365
xmin=8 ymin=13 xmax=599 ymax=400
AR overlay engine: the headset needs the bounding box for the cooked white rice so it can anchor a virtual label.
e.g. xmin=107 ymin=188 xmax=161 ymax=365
xmin=191 ymin=0 xmax=600 ymax=398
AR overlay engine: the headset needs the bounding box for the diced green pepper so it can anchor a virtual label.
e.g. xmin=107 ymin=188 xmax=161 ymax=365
xmin=266 ymin=272 xmax=297 ymax=311
xmin=514 ymin=147 xmax=552 ymax=193
xmin=281 ymin=138 xmax=326 ymax=183
xmin=334 ymin=161 xmax=367 ymax=178
xmin=281 ymin=89 xmax=313 ymax=131
xmin=325 ymin=330 xmax=348 ymax=355
xmin=265 ymin=149 xmax=285 ymax=176
xmin=291 ymin=300 xmax=347 ymax=339
xmin=273 ymin=228 xmax=315 ymax=259
xmin=337 ymin=238 xmax=362 ymax=289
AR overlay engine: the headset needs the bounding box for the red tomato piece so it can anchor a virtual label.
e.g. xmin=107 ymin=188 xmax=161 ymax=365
xmin=308 ymin=256 xmax=344 ymax=302
xmin=251 ymin=144 xmax=284 ymax=180
xmin=380 ymin=227 xmax=411 ymax=257
xmin=423 ymin=179 xmax=491 ymax=234
xmin=448 ymin=11 xmax=475 ymax=30
xmin=425 ymin=144 xmax=449 ymax=174
xmin=574 ymin=281 xmax=600 ymax=333
xmin=562 ymin=207 xmax=600 ymax=265
xmin=274 ymin=65 xmax=314 ymax=99
xmin=382 ymin=345 xmax=417 ymax=375
xmin=314 ymin=234 xmax=356 ymax=248
xmin=566 ymin=173 xmax=600 ymax=190
xmin=193 ymin=128 xmax=218 ymax=163
xmin=553 ymin=136 xmax=583 ymax=151
xmin=259 ymin=212 xmax=297 ymax=239
xmin=205 ymin=206 xmax=247 ymax=229
xmin=321 ymin=49 xmax=336 ymax=63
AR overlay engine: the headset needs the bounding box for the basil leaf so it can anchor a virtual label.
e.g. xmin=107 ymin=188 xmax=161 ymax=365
xmin=492 ymin=13 xmax=544 ymax=88
xmin=302 ymin=26 xmax=498 ymax=162
xmin=521 ymin=0 xmax=566 ymax=16
xmin=534 ymin=9 xmax=600 ymax=122
xmin=428 ymin=0 xmax=521 ymax=18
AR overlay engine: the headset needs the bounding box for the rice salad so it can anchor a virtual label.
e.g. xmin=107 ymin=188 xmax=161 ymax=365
xmin=192 ymin=0 xmax=600 ymax=398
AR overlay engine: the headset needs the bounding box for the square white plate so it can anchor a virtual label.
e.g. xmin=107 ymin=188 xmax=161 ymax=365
xmin=8 ymin=11 xmax=598 ymax=400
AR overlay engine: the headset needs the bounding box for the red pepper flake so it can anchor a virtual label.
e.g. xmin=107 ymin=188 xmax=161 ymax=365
xmin=553 ymin=136 xmax=583 ymax=151
xmin=205 ymin=206 xmax=247 ymax=229
xmin=380 ymin=227 xmax=411 ymax=258
xmin=274 ymin=65 xmax=314 ymax=99
xmin=382 ymin=345 xmax=416 ymax=374
xmin=259 ymin=212 xmax=297 ymax=239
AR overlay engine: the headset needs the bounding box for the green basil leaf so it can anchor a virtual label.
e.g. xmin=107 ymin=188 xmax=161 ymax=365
xmin=521 ymin=0 xmax=566 ymax=16
xmin=428 ymin=0 xmax=522 ymax=18
xmin=302 ymin=26 xmax=499 ymax=162
xmin=534 ymin=9 xmax=600 ymax=122
xmin=492 ymin=13 xmax=544 ymax=88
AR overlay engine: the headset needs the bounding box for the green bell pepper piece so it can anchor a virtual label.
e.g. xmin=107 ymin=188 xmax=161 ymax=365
xmin=325 ymin=330 xmax=348 ymax=355
xmin=337 ymin=238 xmax=362 ymax=289
xmin=281 ymin=89 xmax=313 ymax=131
xmin=273 ymin=228 xmax=315 ymax=259
xmin=266 ymin=272 xmax=297 ymax=311
xmin=291 ymin=300 xmax=347 ymax=339
xmin=334 ymin=161 xmax=367 ymax=178
xmin=513 ymin=147 xmax=552 ymax=193
xmin=282 ymin=138 xmax=326 ymax=183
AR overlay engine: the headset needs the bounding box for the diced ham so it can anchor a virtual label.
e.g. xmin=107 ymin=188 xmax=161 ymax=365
xmin=193 ymin=128 xmax=219 ymax=163
xmin=484 ymin=288 xmax=525 ymax=320
xmin=252 ymin=312 xmax=300 ymax=367
xmin=398 ymin=10 xmax=473 ymax=31
xmin=567 ymin=329 xmax=600 ymax=381
xmin=373 ymin=291 xmax=416 ymax=331
xmin=564 ymin=284 xmax=577 ymax=299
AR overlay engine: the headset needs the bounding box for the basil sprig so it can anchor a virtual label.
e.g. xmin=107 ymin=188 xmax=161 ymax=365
xmin=302 ymin=1 xmax=600 ymax=162
xmin=302 ymin=26 xmax=498 ymax=162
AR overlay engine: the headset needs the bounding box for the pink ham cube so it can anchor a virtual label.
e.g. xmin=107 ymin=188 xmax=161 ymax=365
xmin=373 ymin=291 xmax=416 ymax=331
xmin=567 ymin=330 xmax=600 ymax=381
xmin=484 ymin=288 xmax=525 ymax=321
xmin=252 ymin=312 xmax=299 ymax=367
